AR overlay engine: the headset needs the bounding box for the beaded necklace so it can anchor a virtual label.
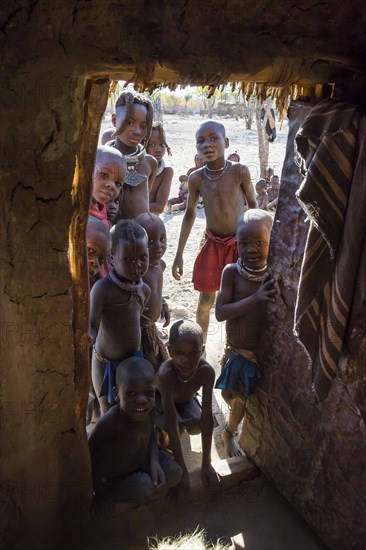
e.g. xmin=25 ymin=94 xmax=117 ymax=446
xmin=236 ymin=258 xmax=268 ymax=282
xmin=204 ymin=161 xmax=228 ymax=181
xmin=174 ymin=364 xmax=199 ymax=383
xmin=108 ymin=269 xmax=145 ymax=306
xmin=156 ymin=159 xmax=165 ymax=176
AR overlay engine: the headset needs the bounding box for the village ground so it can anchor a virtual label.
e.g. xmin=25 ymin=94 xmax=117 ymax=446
xmin=92 ymin=114 xmax=326 ymax=548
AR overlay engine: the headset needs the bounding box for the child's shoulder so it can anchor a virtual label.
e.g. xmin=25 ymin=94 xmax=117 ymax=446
xmin=157 ymin=358 xmax=175 ymax=380
xmin=198 ymin=357 xmax=215 ymax=375
xmin=188 ymin=166 xmax=204 ymax=185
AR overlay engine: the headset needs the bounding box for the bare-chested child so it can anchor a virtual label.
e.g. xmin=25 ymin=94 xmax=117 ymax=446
xmin=90 ymin=219 xmax=150 ymax=413
xmin=157 ymin=320 xmax=219 ymax=497
xmin=89 ymin=357 xmax=182 ymax=505
xmin=267 ymin=174 xmax=280 ymax=210
xmin=147 ymin=122 xmax=174 ymax=215
xmin=255 ymin=178 xmax=269 ymax=210
xmin=87 ymin=216 xmax=112 ymax=287
xmin=215 ymin=209 xmax=276 ymax=457
xmin=135 ymin=213 xmax=170 ymax=372
xmin=90 ymin=146 xmax=125 ymax=229
xmin=172 ymin=120 xmax=257 ymax=342
xmin=109 ymin=91 xmax=158 ymax=220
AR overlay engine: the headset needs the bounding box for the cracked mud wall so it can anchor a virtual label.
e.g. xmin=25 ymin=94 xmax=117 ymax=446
xmin=1 ymin=70 xmax=97 ymax=547
xmin=241 ymin=102 xmax=366 ymax=549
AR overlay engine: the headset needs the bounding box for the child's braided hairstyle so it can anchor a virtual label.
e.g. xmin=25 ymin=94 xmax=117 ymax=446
xmin=111 ymin=219 xmax=147 ymax=255
xmin=146 ymin=122 xmax=172 ymax=156
xmin=114 ymin=91 xmax=154 ymax=146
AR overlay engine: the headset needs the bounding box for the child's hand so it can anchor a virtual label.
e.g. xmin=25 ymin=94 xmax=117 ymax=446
xmin=255 ymin=275 xmax=276 ymax=303
xmin=160 ymin=301 xmax=170 ymax=327
xmin=151 ymin=461 xmax=166 ymax=492
xmin=201 ymin=463 xmax=220 ymax=488
xmin=172 ymin=254 xmax=184 ymax=281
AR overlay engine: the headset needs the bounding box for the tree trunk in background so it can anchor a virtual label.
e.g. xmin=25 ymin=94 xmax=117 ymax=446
xmin=256 ymin=101 xmax=268 ymax=178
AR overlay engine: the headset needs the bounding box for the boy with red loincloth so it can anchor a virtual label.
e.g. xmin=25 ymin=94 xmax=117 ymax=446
xmin=172 ymin=120 xmax=257 ymax=342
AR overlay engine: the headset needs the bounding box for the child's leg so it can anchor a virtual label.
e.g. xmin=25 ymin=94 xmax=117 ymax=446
xmin=221 ymin=393 xmax=246 ymax=458
xmin=196 ymin=291 xmax=216 ymax=343
xmin=158 ymin=450 xmax=182 ymax=489
xmin=91 ymin=352 xmax=110 ymax=415
xmin=111 ymin=471 xmax=155 ymax=505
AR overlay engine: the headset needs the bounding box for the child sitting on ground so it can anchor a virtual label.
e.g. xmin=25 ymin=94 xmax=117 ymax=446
xmin=89 ymin=357 xmax=182 ymax=505
xmin=215 ymin=209 xmax=276 ymax=457
xmin=255 ymin=178 xmax=269 ymax=210
xmin=165 ymin=175 xmax=189 ymax=213
xmin=157 ymin=320 xmax=219 ymax=497
xmin=86 ymin=216 xmax=112 ymax=289
xmin=267 ymin=174 xmax=280 ymax=210
xmin=109 ymin=91 xmax=158 ymax=220
xmin=172 ymin=120 xmax=257 ymax=343
xmin=90 ymin=219 xmax=150 ymax=414
xmin=136 ymin=213 xmax=170 ymax=372
xmin=89 ymin=146 xmax=125 ymax=229
xmin=147 ymin=122 xmax=174 ymax=215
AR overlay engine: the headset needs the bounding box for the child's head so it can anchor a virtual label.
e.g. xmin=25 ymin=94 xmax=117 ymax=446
xmin=114 ymin=357 xmax=155 ymax=420
xmin=265 ymin=167 xmax=274 ymax=181
xmin=110 ymin=219 xmax=149 ymax=281
xmin=194 ymin=153 xmax=205 ymax=168
xmin=168 ymin=320 xmax=204 ymax=379
xmin=106 ymin=198 xmax=120 ymax=221
xmin=255 ymin=178 xmax=267 ymax=194
xmin=195 ymin=120 xmax=229 ymax=163
xmin=111 ymin=91 xmax=153 ymax=148
xmin=270 ymin=175 xmax=280 ymax=189
xmin=179 ymin=175 xmax=188 ymax=188
xmin=236 ymin=209 xmax=273 ymax=270
xmin=93 ymin=146 xmax=125 ymax=205
xmin=100 ymin=128 xmax=114 ymax=145
xmin=146 ymin=122 xmax=172 ymax=160
xmin=228 ymin=151 xmax=240 ymax=162
xmin=86 ymin=216 xmax=112 ymax=278
xmin=135 ymin=213 xmax=167 ymax=265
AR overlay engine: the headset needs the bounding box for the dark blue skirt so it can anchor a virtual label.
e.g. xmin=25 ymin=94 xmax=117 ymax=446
xmin=215 ymin=351 xmax=261 ymax=398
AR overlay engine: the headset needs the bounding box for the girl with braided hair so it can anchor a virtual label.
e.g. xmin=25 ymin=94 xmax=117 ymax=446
xmin=146 ymin=122 xmax=174 ymax=215
xmin=90 ymin=219 xmax=151 ymax=413
xmin=110 ymin=91 xmax=158 ymax=220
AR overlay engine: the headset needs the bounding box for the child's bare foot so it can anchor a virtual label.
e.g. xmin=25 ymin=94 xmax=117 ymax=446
xmin=221 ymin=426 xmax=245 ymax=458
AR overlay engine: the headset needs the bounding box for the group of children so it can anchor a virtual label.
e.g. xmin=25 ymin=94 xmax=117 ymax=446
xmin=86 ymin=90 xmax=277 ymax=508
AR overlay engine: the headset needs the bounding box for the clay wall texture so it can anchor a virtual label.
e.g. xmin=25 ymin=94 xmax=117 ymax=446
xmin=1 ymin=1 xmax=365 ymax=548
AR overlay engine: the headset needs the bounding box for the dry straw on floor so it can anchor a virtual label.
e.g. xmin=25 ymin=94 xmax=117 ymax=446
xmin=149 ymin=528 xmax=231 ymax=549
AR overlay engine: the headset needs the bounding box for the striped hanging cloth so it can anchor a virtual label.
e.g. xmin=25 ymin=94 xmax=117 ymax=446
xmin=294 ymin=99 xmax=366 ymax=401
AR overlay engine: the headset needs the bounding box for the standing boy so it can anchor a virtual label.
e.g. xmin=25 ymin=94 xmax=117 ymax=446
xmin=172 ymin=120 xmax=257 ymax=342
xmin=109 ymin=91 xmax=157 ymax=219
xmin=157 ymin=320 xmax=218 ymax=497
xmin=215 ymin=209 xmax=276 ymax=457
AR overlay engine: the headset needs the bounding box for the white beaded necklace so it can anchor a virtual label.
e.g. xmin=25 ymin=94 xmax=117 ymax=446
xmin=204 ymin=161 xmax=228 ymax=181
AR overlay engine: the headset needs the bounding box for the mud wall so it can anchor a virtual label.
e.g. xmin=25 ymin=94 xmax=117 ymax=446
xmin=241 ymin=102 xmax=366 ymax=549
xmin=1 ymin=1 xmax=366 ymax=548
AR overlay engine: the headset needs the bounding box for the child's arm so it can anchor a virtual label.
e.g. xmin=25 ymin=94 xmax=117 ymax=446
xmin=150 ymin=167 xmax=174 ymax=214
xmin=200 ymin=365 xmax=219 ymax=486
xmin=262 ymin=192 xmax=269 ymax=210
xmin=158 ymin=369 xmax=190 ymax=493
xmin=149 ymin=422 xmax=165 ymax=491
xmin=215 ymin=267 xmax=276 ymax=322
xmin=172 ymin=172 xmax=201 ymax=280
xmin=239 ymin=165 xmax=257 ymax=208
xmin=90 ymin=280 xmax=107 ymax=345
xmin=147 ymin=155 xmax=158 ymax=189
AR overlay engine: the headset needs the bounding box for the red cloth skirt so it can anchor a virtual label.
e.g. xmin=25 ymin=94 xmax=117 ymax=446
xmin=192 ymin=230 xmax=238 ymax=292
